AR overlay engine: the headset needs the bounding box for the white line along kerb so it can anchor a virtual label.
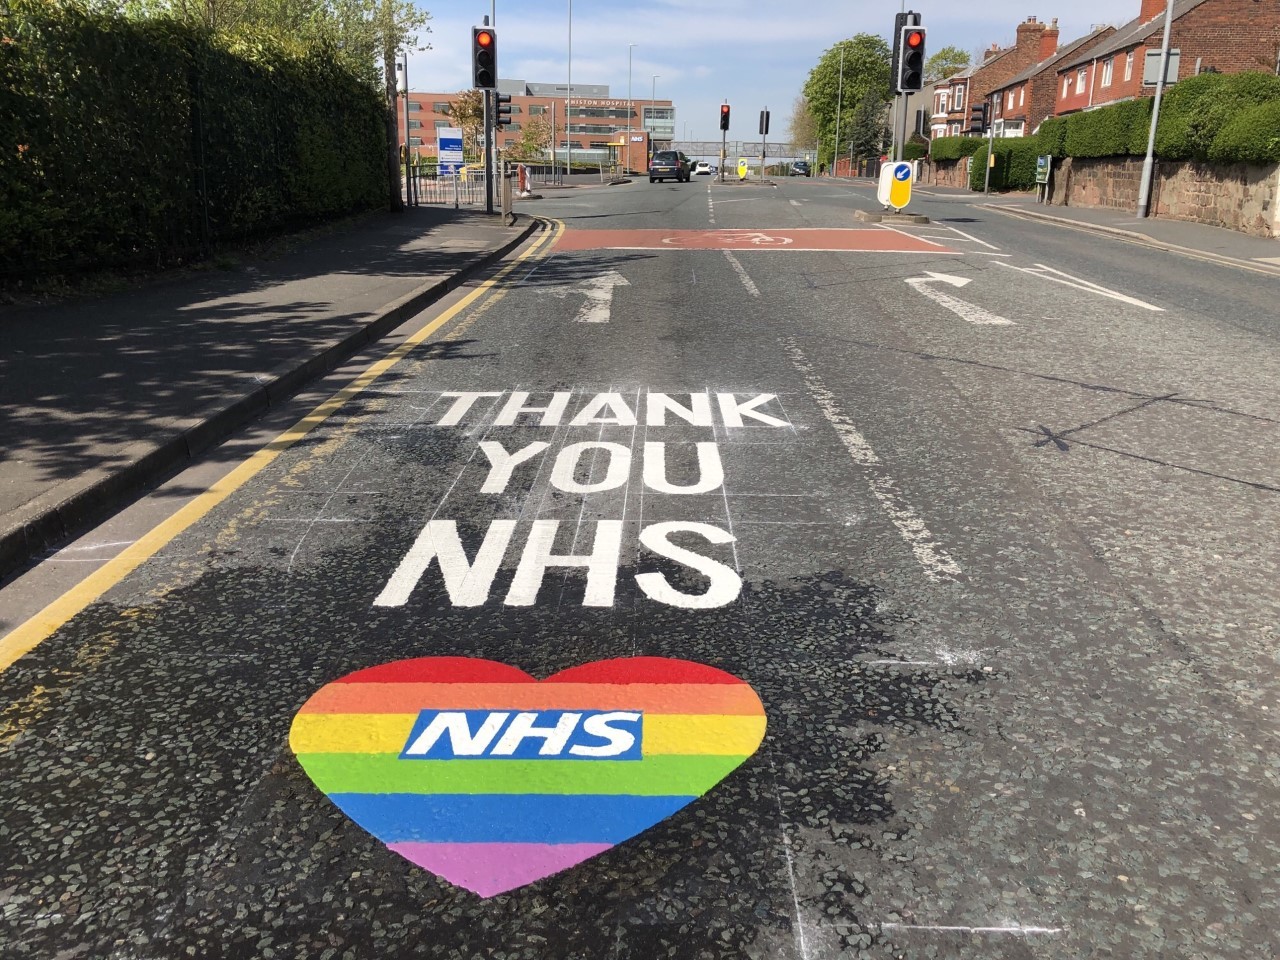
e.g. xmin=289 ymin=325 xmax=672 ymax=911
xmin=782 ymin=341 xmax=962 ymax=583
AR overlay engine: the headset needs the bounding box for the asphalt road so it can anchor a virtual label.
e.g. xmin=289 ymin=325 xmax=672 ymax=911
xmin=1 ymin=176 xmax=1278 ymax=959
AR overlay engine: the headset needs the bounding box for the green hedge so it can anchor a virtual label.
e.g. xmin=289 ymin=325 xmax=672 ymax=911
xmin=1156 ymin=71 xmax=1280 ymax=161
xmin=1208 ymin=99 xmax=1280 ymax=166
xmin=930 ymin=135 xmax=986 ymax=161
xmin=1 ymin=1 xmax=387 ymax=279
xmin=1061 ymin=98 xmax=1152 ymax=158
xmin=1031 ymin=71 xmax=1280 ymax=166
xmin=968 ymin=139 xmax=1042 ymax=191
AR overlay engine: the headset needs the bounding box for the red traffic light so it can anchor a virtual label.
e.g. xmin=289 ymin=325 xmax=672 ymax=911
xmin=476 ymin=29 xmax=493 ymax=47
xmin=906 ymin=30 xmax=924 ymax=48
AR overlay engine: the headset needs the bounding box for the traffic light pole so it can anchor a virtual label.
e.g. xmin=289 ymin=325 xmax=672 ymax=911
xmin=983 ymin=94 xmax=996 ymax=196
xmin=484 ymin=89 xmax=494 ymax=214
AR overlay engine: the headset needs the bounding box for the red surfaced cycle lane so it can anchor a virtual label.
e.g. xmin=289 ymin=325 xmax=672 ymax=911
xmin=555 ymin=228 xmax=957 ymax=254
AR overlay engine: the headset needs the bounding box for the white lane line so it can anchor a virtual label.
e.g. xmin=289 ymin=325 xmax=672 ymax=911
xmin=942 ymin=224 xmax=1001 ymax=250
xmin=876 ymin=223 xmax=946 ymax=247
xmin=994 ymin=261 xmax=1164 ymax=311
xmin=783 ymin=339 xmax=962 ymax=583
xmin=770 ymin=763 xmax=812 ymax=960
xmin=723 ymin=251 xmax=761 ymax=298
xmin=880 ymin=924 xmax=1063 ymax=936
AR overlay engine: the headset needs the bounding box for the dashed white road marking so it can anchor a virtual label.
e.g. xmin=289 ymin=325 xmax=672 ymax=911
xmin=723 ymin=251 xmax=761 ymax=298
xmin=783 ymin=339 xmax=962 ymax=583
xmin=941 ymin=223 xmax=1001 ymax=250
xmin=876 ymin=222 xmax=946 ymax=247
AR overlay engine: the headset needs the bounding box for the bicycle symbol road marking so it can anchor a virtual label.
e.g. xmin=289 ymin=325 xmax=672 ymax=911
xmin=661 ymin=232 xmax=795 ymax=247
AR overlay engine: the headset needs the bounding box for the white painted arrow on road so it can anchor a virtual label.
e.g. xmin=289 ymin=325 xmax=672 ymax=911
xmin=904 ymin=272 xmax=1014 ymax=326
xmin=545 ymin=271 xmax=631 ymax=323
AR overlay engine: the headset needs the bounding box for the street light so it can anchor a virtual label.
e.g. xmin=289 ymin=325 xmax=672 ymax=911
xmin=651 ymin=74 xmax=660 ymax=159
xmin=566 ymin=0 xmax=573 ymax=181
xmin=627 ymin=43 xmax=636 ymax=173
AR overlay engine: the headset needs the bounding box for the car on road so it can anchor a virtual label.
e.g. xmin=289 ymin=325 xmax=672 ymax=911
xmin=693 ymin=161 xmax=712 ymax=176
xmin=650 ymin=150 xmax=692 ymax=183
xmin=791 ymin=160 xmax=811 ymax=177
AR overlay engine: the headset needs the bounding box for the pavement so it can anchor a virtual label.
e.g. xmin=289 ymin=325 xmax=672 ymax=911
xmin=0 ymin=206 xmax=539 ymax=583
xmin=1 ymin=182 xmax=1275 ymax=586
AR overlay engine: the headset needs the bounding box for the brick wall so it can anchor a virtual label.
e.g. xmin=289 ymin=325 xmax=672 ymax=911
xmin=1048 ymin=156 xmax=1280 ymax=237
xmin=923 ymin=158 xmax=973 ymax=189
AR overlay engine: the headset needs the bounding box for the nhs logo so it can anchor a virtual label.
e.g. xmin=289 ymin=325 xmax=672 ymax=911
xmin=400 ymin=709 xmax=643 ymax=760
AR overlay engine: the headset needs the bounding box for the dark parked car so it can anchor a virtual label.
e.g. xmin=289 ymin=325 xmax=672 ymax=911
xmin=791 ymin=160 xmax=811 ymax=177
xmin=650 ymin=150 xmax=692 ymax=183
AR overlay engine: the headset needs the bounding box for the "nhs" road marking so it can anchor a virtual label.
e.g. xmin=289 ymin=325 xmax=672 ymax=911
xmin=400 ymin=709 xmax=644 ymax=760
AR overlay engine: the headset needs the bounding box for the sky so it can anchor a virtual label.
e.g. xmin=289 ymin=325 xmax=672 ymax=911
xmin=404 ymin=0 xmax=1141 ymax=143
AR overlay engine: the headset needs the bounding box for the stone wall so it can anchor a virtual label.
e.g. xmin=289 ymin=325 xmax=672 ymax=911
xmin=1048 ymin=156 xmax=1280 ymax=239
xmin=926 ymin=158 xmax=973 ymax=190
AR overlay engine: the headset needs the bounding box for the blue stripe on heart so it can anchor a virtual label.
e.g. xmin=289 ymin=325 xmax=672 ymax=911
xmin=327 ymin=793 xmax=696 ymax=843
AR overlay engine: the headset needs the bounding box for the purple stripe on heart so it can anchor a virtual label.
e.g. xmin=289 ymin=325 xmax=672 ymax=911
xmin=388 ymin=842 xmax=614 ymax=898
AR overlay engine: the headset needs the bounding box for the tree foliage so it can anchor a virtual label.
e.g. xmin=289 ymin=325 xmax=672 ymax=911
xmin=802 ymin=33 xmax=891 ymax=169
xmin=846 ymin=89 xmax=889 ymax=161
xmin=925 ymin=45 xmax=970 ymax=82
xmin=787 ymin=95 xmax=817 ymax=148
xmin=444 ymin=88 xmax=484 ymax=155
xmin=507 ymin=112 xmax=554 ymax=161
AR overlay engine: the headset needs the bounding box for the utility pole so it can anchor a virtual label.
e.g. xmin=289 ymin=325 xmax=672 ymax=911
xmin=1137 ymin=0 xmax=1175 ymax=218
xmin=566 ymin=0 xmax=573 ymax=182
xmin=627 ymin=43 xmax=636 ymax=174
xmin=983 ymin=93 xmax=996 ymax=196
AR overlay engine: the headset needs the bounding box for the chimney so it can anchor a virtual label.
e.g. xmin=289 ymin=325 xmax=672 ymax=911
xmin=1040 ymin=17 xmax=1059 ymax=60
xmin=983 ymin=42 xmax=1002 ymax=61
xmin=1141 ymin=0 xmax=1166 ymax=22
xmin=1016 ymin=15 xmax=1046 ymax=50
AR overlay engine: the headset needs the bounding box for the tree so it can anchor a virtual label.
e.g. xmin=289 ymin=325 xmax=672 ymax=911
xmin=444 ymin=89 xmax=484 ymax=157
xmin=925 ymin=45 xmax=971 ymax=83
xmin=787 ymin=95 xmax=817 ymax=148
xmin=507 ymin=113 xmax=553 ymax=162
xmin=846 ymin=89 xmax=890 ymax=163
xmin=802 ymin=33 xmax=891 ymax=170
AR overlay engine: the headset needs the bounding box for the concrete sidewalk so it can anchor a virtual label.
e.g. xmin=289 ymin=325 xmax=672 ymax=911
xmin=0 ymin=206 xmax=540 ymax=581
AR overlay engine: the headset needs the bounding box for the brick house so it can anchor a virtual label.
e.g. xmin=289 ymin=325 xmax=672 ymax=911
xmin=988 ymin=25 xmax=1115 ymax=136
xmin=1053 ymin=0 xmax=1280 ymax=116
xmin=937 ymin=16 xmax=1066 ymax=137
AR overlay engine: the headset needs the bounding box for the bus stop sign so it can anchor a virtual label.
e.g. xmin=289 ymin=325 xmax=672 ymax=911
xmin=877 ymin=161 xmax=913 ymax=210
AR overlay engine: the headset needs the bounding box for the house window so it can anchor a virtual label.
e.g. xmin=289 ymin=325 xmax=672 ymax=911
xmin=408 ymin=101 xmax=421 ymax=112
xmin=432 ymin=102 xmax=452 ymax=113
xmin=1124 ymin=51 xmax=1134 ymax=81
xmin=1008 ymin=90 xmax=1015 ymax=109
xmin=954 ymin=86 xmax=965 ymax=110
xmin=409 ymin=136 xmax=423 ymax=146
xmin=408 ymin=119 xmax=422 ymax=129
xmin=936 ymin=91 xmax=949 ymax=113
xmin=434 ymin=120 xmax=450 ymax=130
xmin=529 ymin=104 xmax=547 ymax=115
xmin=1019 ymin=87 xmax=1025 ymax=106
xmin=1063 ymin=76 xmax=1071 ymax=97
xmin=1077 ymin=67 xmax=1087 ymax=88
xmin=1101 ymin=57 xmax=1114 ymax=87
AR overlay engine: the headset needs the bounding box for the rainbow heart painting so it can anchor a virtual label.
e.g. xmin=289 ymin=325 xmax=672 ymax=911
xmin=289 ymin=656 xmax=767 ymax=897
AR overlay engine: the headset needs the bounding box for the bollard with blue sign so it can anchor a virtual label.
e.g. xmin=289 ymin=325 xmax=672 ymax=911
xmin=876 ymin=161 xmax=913 ymax=210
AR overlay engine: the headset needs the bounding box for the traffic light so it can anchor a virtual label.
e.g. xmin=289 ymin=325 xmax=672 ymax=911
xmin=759 ymin=109 xmax=770 ymax=135
xmin=496 ymin=93 xmax=513 ymax=127
xmin=978 ymin=101 xmax=991 ymax=132
xmin=472 ymin=27 xmax=497 ymax=89
xmin=719 ymin=103 xmax=731 ymax=131
xmin=897 ymin=26 xmax=926 ymax=92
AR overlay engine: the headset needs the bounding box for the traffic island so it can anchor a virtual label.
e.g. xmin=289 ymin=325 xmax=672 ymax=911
xmin=855 ymin=209 xmax=930 ymax=224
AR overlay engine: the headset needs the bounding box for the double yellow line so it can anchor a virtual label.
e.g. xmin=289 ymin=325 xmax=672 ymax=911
xmin=0 ymin=219 xmax=564 ymax=675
